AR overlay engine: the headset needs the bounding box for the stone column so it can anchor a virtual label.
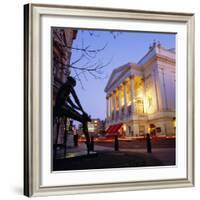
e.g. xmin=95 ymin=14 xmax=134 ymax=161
xmin=159 ymin=68 xmax=168 ymax=111
xmin=113 ymin=92 xmax=116 ymax=121
xmin=130 ymin=76 xmax=135 ymax=114
xmin=118 ymin=86 xmax=121 ymax=120
xmin=109 ymin=95 xmax=112 ymax=120
xmin=123 ymin=81 xmax=127 ymax=117
xmin=106 ymin=96 xmax=109 ymax=119
xmin=109 ymin=94 xmax=112 ymax=121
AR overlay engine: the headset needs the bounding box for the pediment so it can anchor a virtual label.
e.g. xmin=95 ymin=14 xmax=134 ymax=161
xmin=104 ymin=63 xmax=132 ymax=92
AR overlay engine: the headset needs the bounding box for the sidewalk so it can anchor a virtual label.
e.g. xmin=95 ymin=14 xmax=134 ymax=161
xmin=55 ymin=143 xmax=113 ymax=159
xmin=94 ymin=144 xmax=175 ymax=166
xmin=54 ymin=142 xmax=175 ymax=170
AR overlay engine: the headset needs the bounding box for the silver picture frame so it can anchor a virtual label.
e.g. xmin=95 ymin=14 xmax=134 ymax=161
xmin=24 ymin=3 xmax=195 ymax=197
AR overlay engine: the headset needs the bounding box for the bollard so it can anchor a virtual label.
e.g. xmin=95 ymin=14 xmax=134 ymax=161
xmin=146 ymin=133 xmax=152 ymax=153
xmin=90 ymin=136 xmax=94 ymax=151
xmin=74 ymin=134 xmax=78 ymax=147
xmin=85 ymin=141 xmax=90 ymax=155
xmin=114 ymin=135 xmax=119 ymax=151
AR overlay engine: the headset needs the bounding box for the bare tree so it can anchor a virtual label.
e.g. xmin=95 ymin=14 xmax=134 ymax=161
xmin=53 ymin=28 xmax=121 ymax=88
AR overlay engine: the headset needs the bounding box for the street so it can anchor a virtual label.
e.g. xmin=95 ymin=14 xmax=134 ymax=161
xmin=53 ymin=138 xmax=176 ymax=171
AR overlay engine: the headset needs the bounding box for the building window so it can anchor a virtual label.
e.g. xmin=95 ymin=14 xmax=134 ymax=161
xmin=139 ymin=125 xmax=145 ymax=135
xmin=156 ymin=127 xmax=161 ymax=133
xmin=111 ymin=95 xmax=114 ymax=111
xmin=134 ymin=97 xmax=144 ymax=113
xmin=115 ymin=91 xmax=119 ymax=110
xmin=126 ymin=81 xmax=131 ymax=106
xmin=120 ymin=88 xmax=124 ymax=106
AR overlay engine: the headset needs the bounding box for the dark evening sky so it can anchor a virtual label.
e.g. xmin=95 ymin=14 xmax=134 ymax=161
xmin=70 ymin=29 xmax=175 ymax=123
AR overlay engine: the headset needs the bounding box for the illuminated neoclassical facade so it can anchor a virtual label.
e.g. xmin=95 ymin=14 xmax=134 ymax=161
xmin=105 ymin=42 xmax=176 ymax=137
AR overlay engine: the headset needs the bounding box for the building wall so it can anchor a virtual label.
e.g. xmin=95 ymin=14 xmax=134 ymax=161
xmin=105 ymin=43 xmax=176 ymax=137
xmin=53 ymin=28 xmax=77 ymax=145
xmin=144 ymin=62 xmax=158 ymax=114
xmin=53 ymin=28 xmax=77 ymax=84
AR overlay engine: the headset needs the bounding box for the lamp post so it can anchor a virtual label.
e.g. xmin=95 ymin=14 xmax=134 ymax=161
xmin=114 ymin=135 xmax=119 ymax=151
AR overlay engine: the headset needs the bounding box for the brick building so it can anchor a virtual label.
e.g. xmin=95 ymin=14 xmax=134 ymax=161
xmin=52 ymin=28 xmax=77 ymax=144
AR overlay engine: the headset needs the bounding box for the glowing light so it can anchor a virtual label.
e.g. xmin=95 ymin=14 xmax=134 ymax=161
xmin=119 ymin=87 xmax=124 ymax=106
xmin=126 ymin=80 xmax=131 ymax=106
xmin=173 ymin=118 xmax=176 ymax=127
xmin=123 ymin=124 xmax=127 ymax=132
xmin=115 ymin=91 xmax=119 ymax=110
xmin=144 ymin=91 xmax=156 ymax=114
xmin=127 ymin=101 xmax=131 ymax=106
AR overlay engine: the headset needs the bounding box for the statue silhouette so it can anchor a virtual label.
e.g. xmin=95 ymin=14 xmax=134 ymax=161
xmin=54 ymin=76 xmax=92 ymax=154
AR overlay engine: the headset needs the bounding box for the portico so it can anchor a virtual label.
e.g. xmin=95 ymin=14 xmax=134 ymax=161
xmin=105 ymin=42 xmax=176 ymax=137
xmin=106 ymin=74 xmax=147 ymax=137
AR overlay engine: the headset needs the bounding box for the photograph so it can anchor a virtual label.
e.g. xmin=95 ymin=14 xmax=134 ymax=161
xmin=23 ymin=4 xmax=194 ymax=196
xmin=52 ymin=28 xmax=176 ymax=171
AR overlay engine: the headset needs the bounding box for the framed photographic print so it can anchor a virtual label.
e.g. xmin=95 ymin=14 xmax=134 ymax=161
xmin=24 ymin=3 xmax=195 ymax=197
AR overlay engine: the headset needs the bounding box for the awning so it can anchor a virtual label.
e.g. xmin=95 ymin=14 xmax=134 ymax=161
xmin=106 ymin=123 xmax=123 ymax=137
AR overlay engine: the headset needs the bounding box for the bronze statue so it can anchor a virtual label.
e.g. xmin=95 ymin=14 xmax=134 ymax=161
xmin=54 ymin=76 xmax=92 ymax=154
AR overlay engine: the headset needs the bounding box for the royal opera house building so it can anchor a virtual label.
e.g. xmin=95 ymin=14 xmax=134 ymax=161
xmin=105 ymin=42 xmax=176 ymax=137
